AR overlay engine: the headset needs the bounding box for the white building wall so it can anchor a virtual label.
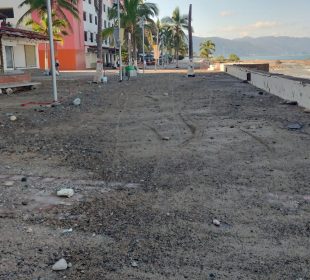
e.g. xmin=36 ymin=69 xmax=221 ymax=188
xmin=83 ymin=0 xmax=114 ymax=67
xmin=0 ymin=0 xmax=29 ymax=28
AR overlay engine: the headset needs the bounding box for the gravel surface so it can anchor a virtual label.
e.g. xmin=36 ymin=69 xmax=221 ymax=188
xmin=0 ymin=71 xmax=310 ymax=279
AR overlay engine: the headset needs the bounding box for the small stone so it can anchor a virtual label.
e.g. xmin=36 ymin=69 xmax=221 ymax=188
xmin=162 ymin=136 xmax=170 ymax=141
xmin=6 ymin=88 xmax=13 ymax=95
xmin=26 ymin=227 xmax=33 ymax=233
xmin=73 ymin=98 xmax=81 ymax=106
xmin=67 ymin=263 xmax=72 ymax=268
xmin=4 ymin=181 xmax=14 ymax=186
xmin=10 ymin=115 xmax=17 ymax=121
xmin=303 ymin=108 xmax=310 ymax=113
xmin=212 ymin=219 xmax=221 ymax=226
xmin=258 ymin=91 xmax=264 ymax=95
xmin=287 ymin=123 xmax=303 ymax=130
xmin=131 ymin=261 xmax=138 ymax=267
xmin=22 ymin=201 xmax=28 ymax=206
xmin=52 ymin=258 xmax=68 ymax=271
xmin=57 ymin=188 xmax=74 ymax=198
xmin=163 ymin=92 xmax=169 ymax=96
xmin=21 ymin=177 xmax=27 ymax=182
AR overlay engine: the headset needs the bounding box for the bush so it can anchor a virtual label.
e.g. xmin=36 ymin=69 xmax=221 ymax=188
xmin=228 ymin=54 xmax=240 ymax=62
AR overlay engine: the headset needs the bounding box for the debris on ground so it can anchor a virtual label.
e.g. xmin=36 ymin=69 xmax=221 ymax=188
xmin=52 ymin=258 xmax=68 ymax=271
xmin=9 ymin=115 xmax=17 ymax=121
xmin=282 ymin=100 xmax=298 ymax=105
xmin=212 ymin=219 xmax=221 ymax=226
xmin=4 ymin=181 xmax=14 ymax=186
xmin=56 ymin=188 xmax=74 ymax=198
xmin=287 ymin=122 xmax=303 ymax=130
xmin=162 ymin=136 xmax=170 ymax=141
xmin=73 ymin=98 xmax=81 ymax=106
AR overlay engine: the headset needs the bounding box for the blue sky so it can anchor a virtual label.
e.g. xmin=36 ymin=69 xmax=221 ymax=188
xmin=150 ymin=0 xmax=310 ymax=39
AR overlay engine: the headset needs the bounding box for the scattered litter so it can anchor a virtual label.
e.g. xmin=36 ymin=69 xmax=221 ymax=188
xmin=287 ymin=123 xmax=303 ymax=130
xmin=163 ymin=92 xmax=169 ymax=96
xmin=62 ymin=228 xmax=73 ymax=234
xmin=162 ymin=136 xmax=170 ymax=141
xmin=282 ymin=100 xmax=298 ymax=105
xmin=212 ymin=219 xmax=221 ymax=226
xmin=131 ymin=261 xmax=138 ymax=267
xmin=57 ymin=188 xmax=74 ymax=198
xmin=101 ymin=76 xmax=108 ymax=83
xmin=52 ymin=258 xmax=68 ymax=271
xmin=73 ymin=98 xmax=81 ymax=106
xmin=9 ymin=115 xmax=17 ymax=121
xmin=4 ymin=181 xmax=14 ymax=186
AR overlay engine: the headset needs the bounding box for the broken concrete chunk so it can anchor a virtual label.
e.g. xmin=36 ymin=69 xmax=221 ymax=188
xmin=162 ymin=136 xmax=170 ymax=141
xmin=73 ymin=98 xmax=81 ymax=106
xmin=212 ymin=219 xmax=221 ymax=226
xmin=52 ymin=258 xmax=68 ymax=271
xmin=10 ymin=115 xmax=17 ymax=121
xmin=57 ymin=188 xmax=74 ymax=198
xmin=4 ymin=181 xmax=14 ymax=186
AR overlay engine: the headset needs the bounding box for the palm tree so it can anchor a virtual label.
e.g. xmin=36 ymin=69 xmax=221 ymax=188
xmin=200 ymin=40 xmax=216 ymax=59
xmin=17 ymin=0 xmax=79 ymax=28
xmin=109 ymin=0 xmax=158 ymax=65
xmin=25 ymin=12 xmax=68 ymax=71
xmin=162 ymin=7 xmax=188 ymax=68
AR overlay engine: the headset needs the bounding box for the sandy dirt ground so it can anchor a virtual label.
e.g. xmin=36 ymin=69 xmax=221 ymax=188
xmin=0 ymin=70 xmax=310 ymax=280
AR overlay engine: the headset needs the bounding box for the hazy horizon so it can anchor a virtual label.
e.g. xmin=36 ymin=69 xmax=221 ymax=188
xmin=150 ymin=0 xmax=310 ymax=39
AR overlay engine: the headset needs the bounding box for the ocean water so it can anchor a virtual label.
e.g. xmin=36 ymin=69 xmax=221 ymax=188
xmin=241 ymin=54 xmax=310 ymax=60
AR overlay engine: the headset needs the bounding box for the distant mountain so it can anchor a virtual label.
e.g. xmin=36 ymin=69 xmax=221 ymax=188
xmin=193 ymin=36 xmax=310 ymax=58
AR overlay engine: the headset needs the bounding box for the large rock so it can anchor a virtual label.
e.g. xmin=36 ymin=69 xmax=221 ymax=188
xmin=52 ymin=258 xmax=68 ymax=271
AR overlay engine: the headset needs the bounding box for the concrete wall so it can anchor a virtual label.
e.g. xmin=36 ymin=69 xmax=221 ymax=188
xmin=226 ymin=65 xmax=310 ymax=109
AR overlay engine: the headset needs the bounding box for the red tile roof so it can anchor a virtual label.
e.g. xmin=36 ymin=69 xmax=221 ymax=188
xmin=0 ymin=26 xmax=49 ymax=41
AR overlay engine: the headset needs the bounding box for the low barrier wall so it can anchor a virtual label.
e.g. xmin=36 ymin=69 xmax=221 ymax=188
xmin=225 ymin=65 xmax=310 ymax=109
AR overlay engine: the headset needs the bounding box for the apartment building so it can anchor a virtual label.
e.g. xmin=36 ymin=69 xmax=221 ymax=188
xmin=0 ymin=0 xmax=116 ymax=70
xmin=83 ymin=0 xmax=116 ymax=69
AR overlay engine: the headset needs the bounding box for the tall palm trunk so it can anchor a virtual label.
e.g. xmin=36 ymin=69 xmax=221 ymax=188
xmin=94 ymin=0 xmax=103 ymax=82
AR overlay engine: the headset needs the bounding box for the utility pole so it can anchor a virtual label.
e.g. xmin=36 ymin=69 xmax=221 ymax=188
xmin=46 ymin=0 xmax=58 ymax=101
xmin=187 ymin=4 xmax=195 ymax=77
xmin=93 ymin=0 xmax=103 ymax=83
xmin=117 ymin=0 xmax=122 ymax=81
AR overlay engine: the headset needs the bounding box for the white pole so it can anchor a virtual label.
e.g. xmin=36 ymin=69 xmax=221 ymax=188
xmin=117 ymin=0 xmax=122 ymax=81
xmin=46 ymin=0 xmax=58 ymax=102
xmin=155 ymin=24 xmax=158 ymax=70
xmin=142 ymin=18 xmax=145 ymax=74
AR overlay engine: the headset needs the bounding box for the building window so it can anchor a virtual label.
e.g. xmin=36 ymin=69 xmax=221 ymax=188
xmin=24 ymin=45 xmax=36 ymax=67
xmin=89 ymin=14 xmax=93 ymax=23
xmin=104 ymin=20 xmax=107 ymax=28
xmin=103 ymin=4 xmax=106 ymax=12
xmin=95 ymin=16 xmax=97 ymax=25
xmin=83 ymin=11 xmax=86 ymax=21
xmin=84 ymin=31 xmax=88 ymax=41
xmin=90 ymin=33 xmax=94 ymax=42
xmin=88 ymin=0 xmax=91 ymax=4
